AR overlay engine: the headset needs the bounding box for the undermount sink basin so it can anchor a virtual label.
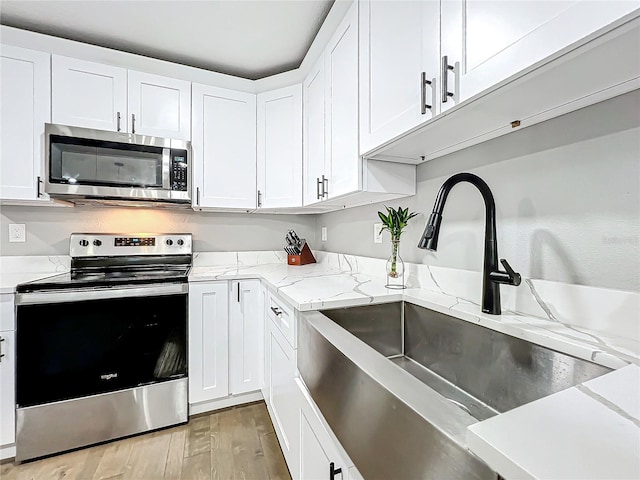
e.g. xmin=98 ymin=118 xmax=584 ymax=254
xmin=297 ymin=301 xmax=612 ymax=480
xmin=321 ymin=301 xmax=611 ymax=421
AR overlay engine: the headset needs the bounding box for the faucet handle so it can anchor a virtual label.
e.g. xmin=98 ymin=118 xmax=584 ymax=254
xmin=500 ymin=259 xmax=521 ymax=286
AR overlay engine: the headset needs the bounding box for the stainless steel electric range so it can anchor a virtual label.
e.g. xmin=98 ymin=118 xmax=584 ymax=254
xmin=14 ymin=233 xmax=192 ymax=462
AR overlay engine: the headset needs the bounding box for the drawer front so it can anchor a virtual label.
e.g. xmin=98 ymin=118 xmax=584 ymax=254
xmin=0 ymin=294 xmax=15 ymax=331
xmin=266 ymin=291 xmax=296 ymax=348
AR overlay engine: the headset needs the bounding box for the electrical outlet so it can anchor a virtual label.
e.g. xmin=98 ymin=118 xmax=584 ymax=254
xmin=374 ymin=223 xmax=383 ymax=243
xmin=9 ymin=224 xmax=26 ymax=243
xmin=321 ymin=227 xmax=327 ymax=242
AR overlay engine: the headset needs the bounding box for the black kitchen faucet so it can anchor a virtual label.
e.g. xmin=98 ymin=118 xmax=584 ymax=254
xmin=418 ymin=172 xmax=521 ymax=315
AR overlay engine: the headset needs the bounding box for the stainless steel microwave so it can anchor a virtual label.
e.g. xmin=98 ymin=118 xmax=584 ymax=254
xmin=44 ymin=124 xmax=191 ymax=206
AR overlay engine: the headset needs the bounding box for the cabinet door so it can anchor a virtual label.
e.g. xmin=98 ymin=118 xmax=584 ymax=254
xmin=128 ymin=70 xmax=191 ymax=140
xmin=0 ymin=330 xmax=15 ymax=446
xmin=441 ymin=0 xmax=640 ymax=106
xmin=260 ymin=283 xmax=270 ymax=400
xmin=303 ymin=59 xmax=327 ymax=206
xmin=359 ymin=0 xmax=440 ymax=154
xmin=188 ymin=282 xmax=229 ymax=403
xmin=192 ymin=84 xmax=256 ymax=209
xmin=257 ymin=85 xmax=303 ymax=209
xmin=325 ymin=2 xmax=360 ymax=200
xmin=0 ymin=45 xmax=50 ymax=201
xmin=52 ymin=55 xmax=127 ymax=132
xmin=229 ymin=279 xmax=262 ymax=395
xmin=267 ymin=320 xmax=300 ymax=474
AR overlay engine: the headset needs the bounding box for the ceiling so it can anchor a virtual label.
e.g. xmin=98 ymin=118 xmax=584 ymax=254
xmin=0 ymin=0 xmax=334 ymax=80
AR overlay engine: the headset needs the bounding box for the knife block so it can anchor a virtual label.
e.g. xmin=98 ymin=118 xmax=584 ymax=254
xmin=287 ymin=242 xmax=316 ymax=266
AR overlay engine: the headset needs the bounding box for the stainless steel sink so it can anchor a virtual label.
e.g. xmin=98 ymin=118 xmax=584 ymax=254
xmin=321 ymin=301 xmax=611 ymax=421
xmin=298 ymin=301 xmax=612 ymax=480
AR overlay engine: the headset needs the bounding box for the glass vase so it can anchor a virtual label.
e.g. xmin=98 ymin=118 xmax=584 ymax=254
xmin=386 ymin=239 xmax=406 ymax=289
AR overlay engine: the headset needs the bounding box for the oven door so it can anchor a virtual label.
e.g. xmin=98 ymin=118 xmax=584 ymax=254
xmin=15 ymin=283 xmax=188 ymax=408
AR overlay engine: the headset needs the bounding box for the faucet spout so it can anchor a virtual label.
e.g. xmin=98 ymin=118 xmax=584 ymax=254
xmin=417 ymin=173 xmax=520 ymax=315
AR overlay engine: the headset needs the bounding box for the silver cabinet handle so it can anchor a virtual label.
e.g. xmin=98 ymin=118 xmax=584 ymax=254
xmin=36 ymin=176 xmax=42 ymax=197
xmin=0 ymin=336 xmax=4 ymax=362
xmin=270 ymin=306 xmax=282 ymax=317
xmin=131 ymin=113 xmax=136 ymax=134
xmin=441 ymin=56 xmax=455 ymax=103
xmin=421 ymin=72 xmax=432 ymax=114
xmin=316 ymin=177 xmax=323 ymax=200
xmin=196 ymin=187 xmax=200 ymax=206
xmin=322 ymin=175 xmax=328 ymax=198
xmin=116 ymin=111 xmax=121 ymax=132
xmin=257 ymin=189 xmax=262 ymax=208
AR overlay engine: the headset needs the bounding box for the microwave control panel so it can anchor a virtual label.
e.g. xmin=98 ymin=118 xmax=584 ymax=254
xmin=171 ymin=149 xmax=188 ymax=191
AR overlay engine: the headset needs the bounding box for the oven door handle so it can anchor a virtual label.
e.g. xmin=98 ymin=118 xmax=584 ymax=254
xmin=15 ymin=283 xmax=188 ymax=305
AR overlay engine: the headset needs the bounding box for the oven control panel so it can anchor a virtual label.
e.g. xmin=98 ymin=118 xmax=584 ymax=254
xmin=70 ymin=233 xmax=192 ymax=257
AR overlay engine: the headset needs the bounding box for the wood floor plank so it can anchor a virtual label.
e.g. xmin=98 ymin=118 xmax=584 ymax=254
xmin=180 ymin=452 xmax=211 ymax=480
xmin=92 ymin=437 xmax=135 ymax=479
xmin=184 ymin=415 xmax=211 ymax=458
xmin=121 ymin=430 xmax=172 ymax=480
xmin=259 ymin=432 xmax=291 ymax=480
xmin=30 ymin=447 xmax=92 ymax=480
xmin=230 ymin=406 xmax=270 ymax=480
xmin=211 ymin=408 xmax=234 ymax=480
xmin=163 ymin=429 xmax=187 ymax=479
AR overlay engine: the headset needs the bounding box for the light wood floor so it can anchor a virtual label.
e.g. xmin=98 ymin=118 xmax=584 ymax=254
xmin=0 ymin=402 xmax=291 ymax=480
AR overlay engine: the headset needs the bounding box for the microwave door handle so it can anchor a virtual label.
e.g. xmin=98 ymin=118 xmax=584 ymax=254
xmin=162 ymin=148 xmax=171 ymax=189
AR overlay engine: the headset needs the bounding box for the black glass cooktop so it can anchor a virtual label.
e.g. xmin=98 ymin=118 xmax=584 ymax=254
xmin=16 ymin=266 xmax=190 ymax=293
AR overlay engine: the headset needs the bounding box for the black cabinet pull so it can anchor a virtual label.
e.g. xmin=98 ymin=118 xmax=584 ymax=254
xmin=329 ymin=462 xmax=342 ymax=480
xmin=237 ymin=283 xmax=241 ymax=302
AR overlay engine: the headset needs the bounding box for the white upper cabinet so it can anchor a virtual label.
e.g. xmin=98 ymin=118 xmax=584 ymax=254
xmin=359 ymin=0 xmax=440 ymax=155
xmin=441 ymin=0 xmax=640 ymax=107
xmin=303 ymin=58 xmax=327 ymax=206
xmin=1 ymin=45 xmax=50 ymax=202
xmin=52 ymin=55 xmax=127 ymax=132
xmin=52 ymin=56 xmax=191 ymax=139
xmin=325 ymin=2 xmax=360 ymax=200
xmin=192 ymin=84 xmax=256 ymax=210
xmin=257 ymin=85 xmax=303 ymax=209
xmin=188 ymin=282 xmax=229 ymax=404
xmin=128 ymin=70 xmax=191 ymax=140
xmin=229 ymin=280 xmax=262 ymax=395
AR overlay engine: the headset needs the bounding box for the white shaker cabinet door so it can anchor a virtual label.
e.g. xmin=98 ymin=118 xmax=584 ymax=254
xmin=257 ymin=85 xmax=303 ymax=209
xmin=440 ymin=0 xmax=640 ymax=108
xmin=0 ymin=330 xmax=15 ymax=447
xmin=128 ymin=70 xmax=191 ymax=140
xmin=192 ymin=84 xmax=256 ymax=209
xmin=188 ymin=282 xmax=229 ymax=404
xmin=52 ymin=55 xmax=127 ymax=132
xmin=0 ymin=45 xmax=50 ymax=201
xmin=325 ymin=1 xmax=360 ymax=200
xmin=303 ymin=58 xmax=327 ymax=207
xmin=229 ymin=279 xmax=262 ymax=395
xmin=359 ymin=0 xmax=440 ymax=155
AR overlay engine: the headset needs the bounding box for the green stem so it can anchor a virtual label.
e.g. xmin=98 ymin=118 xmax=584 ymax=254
xmin=390 ymin=239 xmax=399 ymax=276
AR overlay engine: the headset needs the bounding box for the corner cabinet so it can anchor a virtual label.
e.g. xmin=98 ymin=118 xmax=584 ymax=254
xmin=191 ymin=84 xmax=257 ymax=210
xmin=256 ymin=85 xmax=303 ymax=209
xmin=52 ymin=55 xmax=191 ymax=139
xmin=188 ymin=282 xmax=230 ymax=403
xmin=0 ymin=45 xmax=50 ymax=202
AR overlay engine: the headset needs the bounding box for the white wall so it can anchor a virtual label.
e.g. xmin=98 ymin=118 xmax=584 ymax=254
xmin=0 ymin=207 xmax=316 ymax=255
xmin=316 ymin=91 xmax=640 ymax=293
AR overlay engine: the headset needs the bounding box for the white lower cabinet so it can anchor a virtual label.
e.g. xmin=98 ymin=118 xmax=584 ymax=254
xmin=229 ymin=279 xmax=262 ymax=395
xmin=0 ymin=294 xmax=15 ymax=455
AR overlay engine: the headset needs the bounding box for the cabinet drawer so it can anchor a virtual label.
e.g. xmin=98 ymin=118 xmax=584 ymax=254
xmin=266 ymin=291 xmax=296 ymax=348
xmin=0 ymin=294 xmax=15 ymax=332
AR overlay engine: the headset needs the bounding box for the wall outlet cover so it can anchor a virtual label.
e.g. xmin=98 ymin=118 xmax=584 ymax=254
xmin=9 ymin=223 xmax=26 ymax=243
xmin=321 ymin=227 xmax=327 ymax=242
xmin=374 ymin=223 xmax=383 ymax=243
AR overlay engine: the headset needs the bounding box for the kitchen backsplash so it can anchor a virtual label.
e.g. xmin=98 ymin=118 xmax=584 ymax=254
xmin=316 ymin=92 xmax=640 ymax=293
xmin=0 ymin=207 xmax=316 ymax=256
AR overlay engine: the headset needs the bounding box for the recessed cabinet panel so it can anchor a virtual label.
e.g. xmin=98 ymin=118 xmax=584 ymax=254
xmin=359 ymin=0 xmax=439 ymax=154
xmin=441 ymin=0 xmax=640 ymax=106
xmin=229 ymin=280 xmax=262 ymax=395
xmin=300 ymin=412 xmax=332 ymax=480
xmin=257 ymin=85 xmax=303 ymax=209
xmin=128 ymin=70 xmax=191 ymax=140
xmin=0 ymin=330 xmax=15 ymax=446
xmin=188 ymin=282 xmax=229 ymax=403
xmin=52 ymin=55 xmax=127 ymax=132
xmin=0 ymin=46 xmax=50 ymax=201
xmin=325 ymin=2 xmax=360 ymax=199
xmin=303 ymin=59 xmax=326 ymax=206
xmin=192 ymin=84 xmax=256 ymax=209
